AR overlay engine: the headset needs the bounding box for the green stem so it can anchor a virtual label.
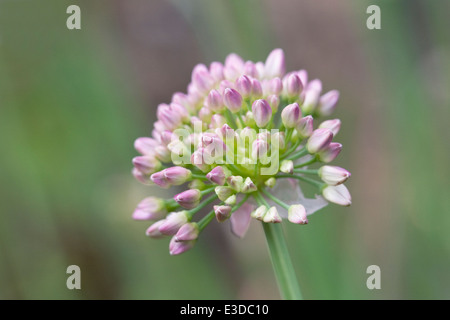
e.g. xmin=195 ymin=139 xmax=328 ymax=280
xmin=199 ymin=194 xmax=250 ymax=230
xmin=276 ymin=174 xmax=324 ymax=189
xmin=294 ymin=156 xmax=318 ymax=168
xmin=191 ymin=173 xmax=208 ymax=180
xmin=286 ymin=147 xmax=308 ymax=160
xmin=187 ymin=194 xmax=217 ymax=219
xmin=236 ymin=112 xmax=245 ymax=128
xmin=198 ymin=209 xmax=215 ymax=230
xmin=293 ymin=169 xmax=319 ymax=175
xmin=254 ymin=191 xmax=303 ymax=299
xmin=225 ymin=110 xmax=238 ymax=129
xmin=200 ymin=186 xmax=216 ymax=196
xmin=260 ymin=188 xmax=290 ymax=210
xmin=262 ymin=222 xmax=303 ymax=300
xmin=281 ymin=140 xmax=303 ymax=159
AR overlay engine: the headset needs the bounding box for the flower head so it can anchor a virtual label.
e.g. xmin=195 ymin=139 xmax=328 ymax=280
xmin=132 ymin=49 xmax=352 ymax=255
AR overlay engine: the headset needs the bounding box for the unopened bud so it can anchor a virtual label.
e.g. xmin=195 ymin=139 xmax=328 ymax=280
xmin=280 ymin=160 xmax=294 ymax=174
xmin=251 ymin=205 xmax=267 ymax=221
xmin=318 ymin=165 xmax=351 ymax=186
xmin=133 ymin=197 xmax=167 ymax=220
xmin=307 ymin=128 xmax=333 ymax=154
xmin=263 ymin=206 xmax=282 ymax=223
xmin=158 ymin=211 xmax=189 ymax=235
xmin=175 ymin=222 xmax=199 ymax=241
xmin=281 ymin=103 xmax=302 ymax=128
xmin=322 ymin=184 xmax=352 ymax=206
xmin=288 ymin=204 xmax=308 ymax=225
xmin=318 ymin=142 xmax=342 ymax=163
xmin=252 ymin=99 xmax=272 ymax=128
xmin=174 ymin=189 xmax=202 ymax=209
xmin=214 ymin=205 xmax=232 ymax=222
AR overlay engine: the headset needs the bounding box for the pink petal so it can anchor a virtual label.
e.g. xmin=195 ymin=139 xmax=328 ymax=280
xmin=230 ymin=202 xmax=254 ymax=238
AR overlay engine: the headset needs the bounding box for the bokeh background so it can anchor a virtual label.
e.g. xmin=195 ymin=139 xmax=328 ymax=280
xmin=1 ymin=0 xmax=449 ymax=299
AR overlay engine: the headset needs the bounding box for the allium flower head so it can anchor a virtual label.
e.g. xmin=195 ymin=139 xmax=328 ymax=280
xmin=132 ymin=49 xmax=351 ymax=255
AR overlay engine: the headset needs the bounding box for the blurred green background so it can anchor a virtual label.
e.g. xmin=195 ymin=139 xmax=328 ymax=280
xmin=1 ymin=0 xmax=449 ymax=299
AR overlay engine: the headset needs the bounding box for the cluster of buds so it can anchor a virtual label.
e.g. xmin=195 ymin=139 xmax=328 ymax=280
xmin=132 ymin=49 xmax=351 ymax=255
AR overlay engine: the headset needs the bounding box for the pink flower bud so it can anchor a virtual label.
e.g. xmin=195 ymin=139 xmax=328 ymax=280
xmin=158 ymin=211 xmax=189 ymax=235
xmin=307 ymin=79 xmax=322 ymax=92
xmin=219 ymin=80 xmax=235 ymax=93
xmin=318 ymin=90 xmax=340 ymax=116
xmin=288 ymin=204 xmax=308 ymax=225
xmin=133 ymin=197 xmax=167 ymax=220
xmin=217 ymin=124 xmax=236 ymax=141
xmin=210 ymin=114 xmax=227 ymax=129
xmin=252 ymin=139 xmax=269 ymax=160
xmin=318 ymin=165 xmax=351 ymax=186
xmin=164 ymin=167 xmax=192 ymax=186
xmin=225 ymin=53 xmax=245 ymax=71
xmin=269 ymin=77 xmax=283 ymax=95
xmin=264 ymin=48 xmax=285 ymax=78
xmin=134 ymin=137 xmax=158 ymax=155
xmin=153 ymin=120 xmax=166 ymax=133
xmin=301 ymin=88 xmax=321 ymax=114
xmin=243 ymin=61 xmax=259 ymax=78
xmin=175 ymin=222 xmax=199 ymax=241
xmin=286 ymin=74 xmax=303 ymax=97
xmin=191 ymin=148 xmax=211 ymax=172
xmin=169 ymin=236 xmax=196 ymax=255
xmin=191 ymin=64 xmax=214 ymax=93
xmin=155 ymin=145 xmax=171 ymax=162
xmin=267 ymin=94 xmax=280 ymax=113
xmin=174 ymin=189 xmax=202 ymax=209
xmin=170 ymin=103 xmax=189 ymax=123
xmin=145 ymin=220 xmax=166 ymax=238
xmin=132 ymin=168 xmax=151 ymax=185
xmin=252 ymin=99 xmax=272 ymax=128
xmin=319 ymin=119 xmax=341 ymax=136
xmin=132 ymin=156 xmax=161 ymax=175
xmin=206 ymin=166 xmax=227 ymax=185
xmin=322 ymin=184 xmax=352 ymax=206
xmin=263 ymin=206 xmax=282 ymax=223
xmin=297 ymin=70 xmax=308 ymax=87
xmin=206 ymin=89 xmax=225 ymax=112
xmin=257 ymin=131 xmax=270 ymax=142
xmin=172 ymin=92 xmax=194 ymax=113
xmin=150 ymin=170 xmax=170 ymax=188
xmin=280 ymin=160 xmax=294 ymax=174
xmin=272 ymin=131 xmax=285 ymax=149
xmin=306 ymin=128 xmax=333 ymax=154
xmin=235 ymin=75 xmax=252 ymax=98
xmin=209 ymin=61 xmax=224 ymax=82
xmin=318 ymin=142 xmax=342 ymax=163
xmin=296 ymin=115 xmax=314 ymax=138
xmin=223 ymin=88 xmax=243 ymax=113
xmin=214 ymin=205 xmax=232 ymax=222
xmin=157 ymin=103 xmax=182 ymax=130
xmin=160 ymin=131 xmax=174 ymax=145
xmin=251 ymin=78 xmax=263 ymax=98
xmin=281 ymin=103 xmax=302 ymax=128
